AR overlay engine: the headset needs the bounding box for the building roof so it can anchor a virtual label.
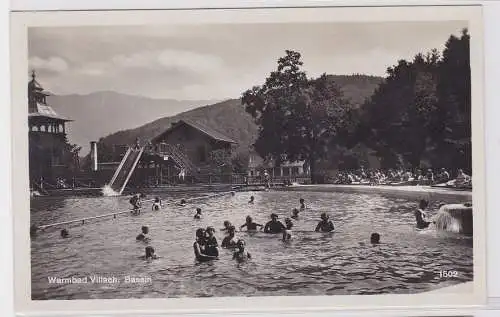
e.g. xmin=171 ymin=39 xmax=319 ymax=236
xmin=28 ymin=71 xmax=72 ymax=122
xmin=248 ymin=152 xmax=306 ymax=169
xmin=153 ymin=119 xmax=237 ymax=144
xmin=29 ymin=102 xmax=72 ymax=122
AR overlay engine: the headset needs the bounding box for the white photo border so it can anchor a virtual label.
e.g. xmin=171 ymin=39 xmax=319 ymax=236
xmin=10 ymin=5 xmax=487 ymax=315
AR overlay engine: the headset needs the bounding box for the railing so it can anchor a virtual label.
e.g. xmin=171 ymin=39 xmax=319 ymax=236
xmin=154 ymin=143 xmax=197 ymax=173
xmin=133 ymin=173 xmax=311 ymax=187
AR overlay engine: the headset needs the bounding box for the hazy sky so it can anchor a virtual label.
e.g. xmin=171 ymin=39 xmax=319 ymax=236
xmin=28 ymin=21 xmax=467 ymax=100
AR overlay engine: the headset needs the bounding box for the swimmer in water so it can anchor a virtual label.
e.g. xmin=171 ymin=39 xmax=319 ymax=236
xmin=415 ymin=199 xmax=431 ymax=229
xmin=315 ymin=213 xmax=335 ymax=232
xmin=193 ymin=228 xmax=217 ymax=262
xmin=129 ymin=193 xmax=141 ymax=215
xmin=152 ymin=197 xmax=162 ymax=211
xmin=240 ymin=216 xmax=263 ymax=231
xmin=299 ymin=198 xmax=306 ymax=210
xmin=370 ymin=233 xmax=380 ymax=244
xmin=221 ymin=226 xmax=237 ymax=249
xmin=30 ymin=224 xmax=38 ymax=238
xmin=180 ymin=199 xmax=187 ymax=206
xmin=264 ymin=213 xmax=286 ymax=234
xmin=136 ymin=226 xmax=150 ymax=242
xmin=232 ymin=239 xmax=251 ymax=262
xmin=204 ymin=226 xmax=219 ymax=257
xmin=60 ymin=229 xmax=69 ymax=238
xmin=220 ymin=220 xmax=233 ymax=232
xmin=139 ymin=246 xmax=159 ymax=260
xmin=248 ymin=196 xmax=255 ymax=204
xmin=291 ymin=208 xmax=299 ymax=220
xmin=194 ymin=208 xmax=202 ymax=219
xmin=282 ymin=218 xmax=293 ymax=241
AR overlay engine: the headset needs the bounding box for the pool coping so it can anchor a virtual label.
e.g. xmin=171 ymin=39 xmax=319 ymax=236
xmin=277 ymin=184 xmax=472 ymax=200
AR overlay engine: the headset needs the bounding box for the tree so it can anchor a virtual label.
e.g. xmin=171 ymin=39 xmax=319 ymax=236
xmin=242 ymin=50 xmax=350 ymax=183
xmin=355 ymin=29 xmax=471 ymax=173
xmin=232 ymin=152 xmax=249 ymax=174
xmin=437 ymin=28 xmax=471 ymax=172
xmin=208 ymin=149 xmax=232 ymax=173
xmin=358 ymin=50 xmax=440 ymax=168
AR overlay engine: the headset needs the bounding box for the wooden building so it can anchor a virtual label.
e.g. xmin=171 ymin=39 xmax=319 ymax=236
xmin=151 ymin=119 xmax=237 ymax=174
xmin=247 ymin=151 xmax=310 ymax=178
xmin=28 ymin=71 xmax=74 ymax=185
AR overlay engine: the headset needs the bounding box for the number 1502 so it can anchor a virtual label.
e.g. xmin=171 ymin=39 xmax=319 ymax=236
xmin=439 ymin=270 xmax=458 ymax=278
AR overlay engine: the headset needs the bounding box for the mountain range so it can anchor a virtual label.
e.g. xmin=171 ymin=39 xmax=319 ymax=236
xmin=48 ymin=74 xmax=384 ymax=157
xmin=46 ymin=91 xmax=217 ymax=154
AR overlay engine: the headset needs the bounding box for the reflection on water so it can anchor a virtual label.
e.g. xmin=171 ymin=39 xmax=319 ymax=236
xmin=30 ymin=191 xmax=473 ymax=299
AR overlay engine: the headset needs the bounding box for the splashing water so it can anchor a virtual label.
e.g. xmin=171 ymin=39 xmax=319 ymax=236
xmin=101 ymin=185 xmax=120 ymax=197
xmin=433 ymin=204 xmax=473 ymax=234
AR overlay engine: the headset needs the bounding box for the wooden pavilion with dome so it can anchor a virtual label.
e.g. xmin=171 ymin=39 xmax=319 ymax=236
xmin=28 ymin=71 xmax=75 ymax=188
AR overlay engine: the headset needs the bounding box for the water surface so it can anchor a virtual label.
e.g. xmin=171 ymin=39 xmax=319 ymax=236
xmin=30 ymin=190 xmax=473 ymax=299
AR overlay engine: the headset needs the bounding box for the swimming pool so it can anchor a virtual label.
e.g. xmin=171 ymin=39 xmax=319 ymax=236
xmin=30 ymin=190 xmax=473 ymax=299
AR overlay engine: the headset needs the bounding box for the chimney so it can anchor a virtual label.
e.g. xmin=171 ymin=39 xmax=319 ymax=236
xmin=90 ymin=141 xmax=98 ymax=171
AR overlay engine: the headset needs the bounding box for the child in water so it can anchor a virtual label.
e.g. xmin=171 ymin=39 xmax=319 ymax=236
xmin=282 ymin=218 xmax=293 ymax=241
xmin=139 ymin=246 xmax=159 ymax=260
xmin=415 ymin=199 xmax=432 ymax=229
xmin=370 ymin=233 xmax=380 ymax=244
xmin=248 ymin=196 xmax=255 ymax=204
xmin=221 ymin=226 xmax=237 ymax=249
xmin=233 ymin=239 xmax=251 ymax=262
xmin=193 ymin=228 xmax=217 ymax=262
xmin=240 ymin=216 xmax=263 ymax=231
xmin=152 ymin=197 xmax=162 ymax=211
xmin=315 ymin=213 xmax=335 ymax=232
xmin=194 ymin=208 xmax=202 ymax=219
xmin=136 ymin=226 xmax=150 ymax=242
xmin=291 ymin=208 xmax=299 ymax=220
xmin=220 ymin=220 xmax=233 ymax=232
xmin=205 ymin=226 xmax=219 ymax=257
xmin=60 ymin=229 xmax=69 ymax=238
xmin=130 ymin=193 xmax=141 ymax=215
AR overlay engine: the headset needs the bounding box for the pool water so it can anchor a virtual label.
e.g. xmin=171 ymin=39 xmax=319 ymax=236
xmin=30 ymin=190 xmax=473 ymax=299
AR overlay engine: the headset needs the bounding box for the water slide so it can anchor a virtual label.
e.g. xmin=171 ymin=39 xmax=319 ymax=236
xmin=108 ymin=147 xmax=144 ymax=194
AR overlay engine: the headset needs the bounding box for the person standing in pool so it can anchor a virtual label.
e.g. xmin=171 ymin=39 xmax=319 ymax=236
xmin=233 ymin=239 xmax=251 ymax=262
xmin=220 ymin=220 xmax=233 ymax=232
xmin=139 ymin=246 xmax=159 ymax=260
xmin=299 ymin=198 xmax=306 ymax=211
xmin=370 ymin=233 xmax=380 ymax=244
xmin=205 ymin=226 xmax=219 ymax=257
xmin=248 ymin=196 xmax=255 ymax=204
xmin=315 ymin=213 xmax=335 ymax=232
xmin=291 ymin=208 xmax=299 ymax=220
xmin=240 ymin=216 xmax=263 ymax=231
xmin=136 ymin=226 xmax=150 ymax=242
xmin=194 ymin=208 xmax=202 ymax=219
xmin=264 ymin=213 xmax=286 ymax=234
xmin=193 ymin=228 xmax=217 ymax=262
xmin=282 ymin=218 xmax=293 ymax=241
xmin=129 ymin=193 xmax=141 ymax=215
xmin=152 ymin=197 xmax=162 ymax=211
xmin=60 ymin=229 xmax=69 ymax=238
xmin=415 ymin=199 xmax=432 ymax=229
xmin=221 ymin=226 xmax=237 ymax=249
